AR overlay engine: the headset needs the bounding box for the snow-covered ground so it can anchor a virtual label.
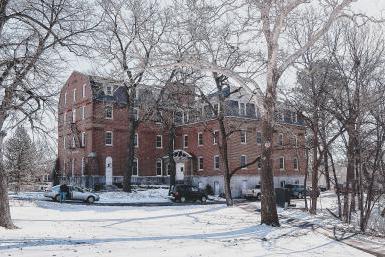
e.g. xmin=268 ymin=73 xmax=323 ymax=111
xmin=0 ymin=197 xmax=376 ymax=257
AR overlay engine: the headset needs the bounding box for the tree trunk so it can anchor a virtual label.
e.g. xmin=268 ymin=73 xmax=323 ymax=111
xmin=324 ymin=148 xmax=330 ymax=190
xmin=310 ymin=127 xmax=319 ymax=214
xmin=0 ymin=128 xmax=16 ymax=229
xmin=304 ymin=148 xmax=309 ymax=210
xmin=219 ymin=118 xmax=233 ymax=206
xmin=344 ymin=125 xmax=356 ymax=222
xmin=168 ymin=124 xmax=176 ymax=190
xmin=260 ymin=77 xmax=279 ymax=226
xmin=328 ymin=150 xmax=341 ymax=218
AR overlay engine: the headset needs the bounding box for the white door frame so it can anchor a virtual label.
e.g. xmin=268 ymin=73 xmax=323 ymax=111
xmin=176 ymin=162 xmax=185 ymax=181
xmin=105 ymin=156 xmax=113 ymax=185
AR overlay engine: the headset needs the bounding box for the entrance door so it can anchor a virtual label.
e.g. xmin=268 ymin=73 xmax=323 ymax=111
xmin=176 ymin=163 xmax=185 ymax=181
xmin=105 ymin=157 xmax=113 ymax=185
xmin=214 ymin=181 xmax=220 ymax=195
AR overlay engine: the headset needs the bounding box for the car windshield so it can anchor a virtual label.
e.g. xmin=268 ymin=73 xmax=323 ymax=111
xmin=52 ymin=185 xmax=60 ymax=192
xmin=74 ymin=187 xmax=84 ymax=192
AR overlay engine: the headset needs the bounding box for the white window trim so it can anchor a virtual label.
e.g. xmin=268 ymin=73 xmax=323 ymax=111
xmin=294 ymin=135 xmax=298 ymax=147
xmin=105 ymin=131 xmax=113 ymax=146
xmin=279 ymin=156 xmax=285 ymax=170
xmin=82 ymin=106 xmax=85 ymax=120
xmin=156 ymin=135 xmax=163 ymax=148
xmin=81 ymin=132 xmax=86 ymax=147
xmin=134 ymin=133 xmax=139 ymax=148
xmin=156 ymin=159 xmax=162 ymax=176
xmin=82 ymin=84 xmax=86 ymax=98
xmin=198 ymin=156 xmax=204 ymax=171
xmin=214 ymin=155 xmax=220 ymax=170
xmin=240 ymin=130 xmax=247 ymax=144
xmin=72 ymin=109 xmax=76 ymax=123
xmin=105 ymin=105 xmax=113 ymax=119
xmin=239 ymin=102 xmax=246 ymax=116
xmin=278 ymin=133 xmax=284 ymax=146
xmin=183 ymin=134 xmax=188 ymax=148
xmin=132 ymin=158 xmax=139 ymax=176
xmin=73 ymin=88 xmax=76 ymax=103
xmin=241 ymin=155 xmax=247 ymax=169
xmin=293 ymin=157 xmax=299 ymax=171
xmin=64 ymin=92 xmax=67 ymax=105
xmin=198 ymin=132 xmax=203 ymax=146
xmin=71 ymin=135 xmax=76 ymax=148
xmin=213 ymin=130 xmax=218 ymax=145
xmin=63 ymin=136 xmax=66 ymax=149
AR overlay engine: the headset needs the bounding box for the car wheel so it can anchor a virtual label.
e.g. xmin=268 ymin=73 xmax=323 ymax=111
xmin=55 ymin=195 xmax=60 ymax=202
xmin=256 ymin=193 xmax=261 ymax=201
xmin=180 ymin=196 xmax=186 ymax=203
xmin=201 ymin=196 xmax=207 ymax=203
xmin=87 ymin=196 xmax=95 ymax=204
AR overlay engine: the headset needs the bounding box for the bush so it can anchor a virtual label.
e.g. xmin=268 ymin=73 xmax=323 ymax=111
xmin=205 ymin=184 xmax=214 ymax=196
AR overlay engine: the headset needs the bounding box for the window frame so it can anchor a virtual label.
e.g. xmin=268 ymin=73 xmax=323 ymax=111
xmin=256 ymin=131 xmax=262 ymax=144
xmin=240 ymin=130 xmax=247 ymax=144
xmin=198 ymin=132 xmax=203 ymax=146
xmin=82 ymin=84 xmax=86 ymax=98
xmin=156 ymin=135 xmax=163 ymax=148
xmin=213 ymin=130 xmax=219 ymax=145
xmin=106 ymin=85 xmax=113 ymax=96
xmin=81 ymin=132 xmax=86 ymax=147
xmin=156 ymin=159 xmax=162 ymax=176
xmin=278 ymin=133 xmax=284 ymax=146
xmin=240 ymin=155 xmax=247 ymax=169
xmin=82 ymin=106 xmax=85 ymax=120
xmin=214 ymin=155 xmax=220 ymax=170
xmin=105 ymin=131 xmax=113 ymax=146
xmin=279 ymin=156 xmax=285 ymax=170
xmin=183 ymin=134 xmax=188 ymax=148
xmin=132 ymin=158 xmax=138 ymax=176
xmin=239 ymin=102 xmax=246 ymax=116
xmin=105 ymin=105 xmax=113 ymax=119
xmin=134 ymin=133 xmax=139 ymax=148
xmin=198 ymin=156 xmax=204 ymax=171
xmin=293 ymin=157 xmax=299 ymax=170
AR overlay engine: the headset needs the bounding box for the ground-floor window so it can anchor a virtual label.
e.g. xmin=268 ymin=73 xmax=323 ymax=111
xmin=156 ymin=159 xmax=162 ymax=176
xmin=132 ymin=158 xmax=138 ymax=176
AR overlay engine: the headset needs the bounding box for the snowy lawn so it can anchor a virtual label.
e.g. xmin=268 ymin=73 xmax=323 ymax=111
xmin=0 ymin=198 xmax=374 ymax=257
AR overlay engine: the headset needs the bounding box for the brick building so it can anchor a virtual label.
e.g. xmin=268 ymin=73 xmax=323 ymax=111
xmin=58 ymin=71 xmax=306 ymax=197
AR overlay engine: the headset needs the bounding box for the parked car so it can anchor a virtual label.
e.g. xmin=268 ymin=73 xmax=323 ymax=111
xmin=242 ymin=185 xmax=261 ymax=200
xmin=284 ymin=184 xmax=307 ymax=198
xmin=169 ymin=184 xmax=208 ymax=203
xmin=44 ymin=185 xmax=100 ymax=203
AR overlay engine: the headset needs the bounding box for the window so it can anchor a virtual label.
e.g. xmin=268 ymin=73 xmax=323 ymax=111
xmin=257 ymin=158 xmax=262 ymax=170
xmin=73 ymin=89 xmax=76 ymax=103
xmin=155 ymin=111 xmax=162 ymax=123
xmin=71 ymin=158 xmax=75 ymax=177
xmin=198 ymin=132 xmax=203 ymax=146
xmin=239 ymin=102 xmax=246 ymax=116
xmin=292 ymin=112 xmax=298 ymax=123
xmin=278 ymin=133 xmax=283 ymax=146
xmin=156 ymin=135 xmax=162 ymax=148
xmin=64 ymin=92 xmax=67 ymax=105
xmin=132 ymin=158 xmax=138 ymax=176
xmin=106 ymin=85 xmax=113 ymax=96
xmin=213 ymin=130 xmax=218 ymax=145
xmin=63 ymin=136 xmax=66 ymax=149
xmin=82 ymin=106 xmax=85 ymax=120
xmin=105 ymin=131 xmax=113 ymax=146
xmin=63 ymin=112 xmax=67 ymax=123
xmin=183 ymin=111 xmax=189 ymax=124
xmin=240 ymin=155 xmax=247 ymax=169
xmin=156 ymin=159 xmax=162 ymax=176
xmin=198 ymin=156 xmax=204 ymax=170
xmin=81 ymin=157 xmax=85 ymax=176
xmin=240 ymin=130 xmax=247 ymax=144
xmin=183 ymin=134 xmax=188 ymax=148
xmin=294 ymin=135 xmax=298 ymax=147
xmin=281 ymin=112 xmax=285 ymax=121
xmin=134 ymin=133 xmax=138 ymax=148
xmin=81 ymin=132 xmax=86 ymax=147
xmin=71 ymin=135 xmax=76 ymax=148
xmin=279 ymin=157 xmax=285 ymax=170
xmin=293 ymin=157 xmax=298 ymax=170
xmin=133 ymin=108 xmax=139 ymax=121
xmin=256 ymin=131 xmax=262 ymax=144
xmin=72 ymin=109 xmax=76 ymax=123
xmin=213 ymin=103 xmax=219 ymax=116
xmin=82 ymin=84 xmax=86 ymax=98
xmin=214 ymin=155 xmax=220 ymax=170
xmin=105 ymin=106 xmax=113 ymax=119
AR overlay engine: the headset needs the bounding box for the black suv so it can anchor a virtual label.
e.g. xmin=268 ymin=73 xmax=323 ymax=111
xmin=285 ymin=184 xmax=307 ymax=198
xmin=169 ymin=185 xmax=208 ymax=203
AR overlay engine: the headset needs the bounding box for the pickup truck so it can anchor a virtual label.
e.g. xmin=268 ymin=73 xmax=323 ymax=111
xmin=242 ymin=185 xmax=261 ymax=200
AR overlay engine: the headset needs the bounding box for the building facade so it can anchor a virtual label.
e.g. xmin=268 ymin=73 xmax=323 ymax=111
xmin=58 ymin=71 xmax=306 ymax=197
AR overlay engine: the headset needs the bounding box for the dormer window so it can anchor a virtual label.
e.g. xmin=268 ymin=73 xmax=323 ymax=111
xmin=239 ymin=103 xmax=246 ymax=116
xmin=106 ymin=85 xmax=113 ymax=96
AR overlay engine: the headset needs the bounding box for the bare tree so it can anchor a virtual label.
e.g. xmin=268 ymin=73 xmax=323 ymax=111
xmin=0 ymin=0 xmax=96 ymax=229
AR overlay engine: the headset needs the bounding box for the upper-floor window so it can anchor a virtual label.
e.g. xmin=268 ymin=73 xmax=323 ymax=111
xmin=240 ymin=130 xmax=247 ymax=144
xmin=63 ymin=112 xmax=67 ymax=124
xmin=279 ymin=157 xmax=285 ymax=170
xmin=132 ymin=158 xmax=138 ymax=176
xmin=256 ymin=131 xmax=262 ymax=144
xmin=156 ymin=159 xmax=162 ymax=176
xmin=198 ymin=156 xmax=204 ymax=171
xmin=63 ymin=136 xmax=66 ymax=149
xmin=105 ymin=131 xmax=113 ymax=146
xmin=293 ymin=157 xmax=298 ymax=170
xmin=294 ymin=135 xmax=298 ymax=147
xmin=213 ymin=130 xmax=218 ymax=145
xmin=278 ymin=133 xmax=283 ymax=146
xmin=64 ymin=92 xmax=67 ymax=105
xmin=240 ymin=155 xmax=247 ymax=169
xmin=213 ymin=103 xmax=219 ymax=116
xmin=214 ymin=155 xmax=220 ymax=170
xmin=134 ymin=133 xmax=138 ymax=148
xmin=81 ymin=157 xmax=85 ymax=176
xmin=239 ymin=103 xmax=246 ymax=116
xmin=72 ymin=109 xmax=76 ymax=123
xmin=183 ymin=134 xmax=188 ymax=148
xmin=156 ymin=135 xmax=162 ymax=148
xmin=183 ymin=111 xmax=189 ymax=124
xmin=198 ymin=132 xmax=203 ymax=146
xmin=291 ymin=112 xmax=298 ymax=123
xmin=105 ymin=106 xmax=113 ymax=119
xmin=82 ymin=106 xmax=85 ymax=120
xmin=71 ymin=135 xmax=76 ymax=148
xmin=82 ymin=84 xmax=86 ymax=98
xmin=81 ymin=132 xmax=86 ymax=147
xmin=106 ymin=85 xmax=113 ymax=96
xmin=280 ymin=112 xmax=285 ymax=121
xmin=73 ymin=89 xmax=76 ymax=103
